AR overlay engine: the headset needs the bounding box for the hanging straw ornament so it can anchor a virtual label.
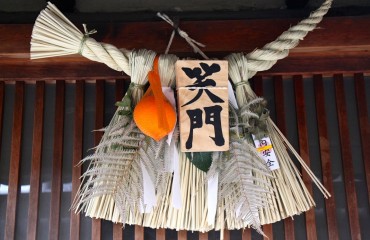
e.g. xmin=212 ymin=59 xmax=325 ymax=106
xmin=227 ymin=53 xmax=313 ymax=224
xmin=72 ymin=49 xmax=156 ymax=223
xmin=224 ymin=0 xmax=334 ymax=222
xmin=31 ymin=0 xmax=333 ymax=236
xmin=206 ymin=106 xmax=275 ymax=234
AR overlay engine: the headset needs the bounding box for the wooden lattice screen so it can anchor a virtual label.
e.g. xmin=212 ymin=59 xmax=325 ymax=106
xmin=0 ymin=16 xmax=369 ymax=240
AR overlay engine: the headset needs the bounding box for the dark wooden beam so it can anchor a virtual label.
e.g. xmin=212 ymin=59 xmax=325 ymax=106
xmin=2 ymin=16 xmax=370 ymax=58
xmin=1 ymin=53 xmax=370 ymax=81
xmin=285 ymin=0 xmax=309 ymax=9
xmin=52 ymin=0 xmax=76 ymax=13
xmin=0 ymin=16 xmax=370 ymax=80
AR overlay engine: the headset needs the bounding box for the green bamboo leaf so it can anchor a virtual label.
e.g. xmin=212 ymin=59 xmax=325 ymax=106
xmin=186 ymin=152 xmax=213 ymax=172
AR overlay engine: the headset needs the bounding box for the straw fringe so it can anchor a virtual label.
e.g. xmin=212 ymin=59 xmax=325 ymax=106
xmin=31 ymin=0 xmax=333 ymax=235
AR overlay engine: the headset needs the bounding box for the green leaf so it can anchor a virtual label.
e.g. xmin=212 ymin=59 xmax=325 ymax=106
xmin=186 ymin=152 xmax=213 ymax=172
xmin=116 ymin=87 xmax=133 ymax=116
xmin=115 ymin=100 xmax=130 ymax=107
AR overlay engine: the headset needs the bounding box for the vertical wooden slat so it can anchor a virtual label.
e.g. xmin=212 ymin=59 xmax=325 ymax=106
xmin=113 ymin=224 xmax=123 ymax=240
xmin=134 ymin=226 xmax=144 ymax=240
xmin=254 ymin=76 xmax=273 ymax=240
xmin=294 ymin=75 xmax=317 ymax=240
xmin=70 ymin=81 xmax=84 ymax=240
xmin=0 ymin=82 xmax=4 ymax=166
xmin=156 ymin=228 xmax=165 ymax=240
xmin=199 ymin=232 xmax=208 ymax=240
xmin=354 ymin=73 xmax=370 ymax=206
xmin=253 ymin=76 xmax=263 ymax=96
xmin=241 ymin=228 xmax=251 ymax=240
xmin=4 ymin=81 xmax=24 ymax=240
xmin=0 ymin=82 xmax=4 ymax=234
xmin=273 ymin=76 xmax=287 ymax=136
xmin=113 ymin=79 xmax=124 ymax=240
xmin=49 ymin=80 xmax=65 ymax=240
xmin=223 ymin=229 xmax=230 ymax=240
xmin=263 ymin=225 xmax=273 ymax=240
xmin=334 ymin=74 xmax=361 ymax=240
xmin=0 ymin=82 xmax=3 ymax=234
xmin=92 ymin=80 xmax=105 ymax=240
xmin=313 ymin=75 xmax=339 ymax=240
xmin=178 ymin=230 xmax=187 ymax=240
xmin=274 ymin=76 xmax=295 ymax=240
xmin=27 ymin=81 xmax=45 ymax=240
xmin=115 ymin=79 xmax=125 ymax=101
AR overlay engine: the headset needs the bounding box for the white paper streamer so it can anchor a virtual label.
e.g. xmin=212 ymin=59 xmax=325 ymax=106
xmin=163 ymin=87 xmax=176 ymax=146
xmin=140 ymin=160 xmax=157 ymax=213
xmin=162 ymin=87 xmax=182 ymax=209
xmin=171 ymin=144 xmax=182 ymax=209
xmin=207 ymin=173 xmax=219 ymax=225
xmin=228 ymin=81 xmax=239 ymax=110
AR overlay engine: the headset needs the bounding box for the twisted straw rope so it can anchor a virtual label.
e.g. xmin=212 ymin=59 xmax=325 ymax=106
xmin=31 ymin=0 xmax=332 ymax=78
xmin=81 ymin=0 xmax=332 ymax=76
xmin=245 ymin=0 xmax=332 ymax=78
xmin=82 ymin=39 xmax=131 ymax=74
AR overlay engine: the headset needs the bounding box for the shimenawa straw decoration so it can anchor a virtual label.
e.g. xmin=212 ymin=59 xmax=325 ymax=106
xmin=31 ymin=0 xmax=332 ymax=237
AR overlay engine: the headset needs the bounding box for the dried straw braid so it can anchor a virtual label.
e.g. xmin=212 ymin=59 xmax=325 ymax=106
xmin=245 ymin=0 xmax=333 ymax=78
xmin=72 ymin=50 xmax=156 ymax=221
xmin=31 ymin=0 xmax=332 ymax=79
xmin=31 ymin=0 xmax=333 ymax=234
xmin=31 ymin=2 xmax=131 ymax=74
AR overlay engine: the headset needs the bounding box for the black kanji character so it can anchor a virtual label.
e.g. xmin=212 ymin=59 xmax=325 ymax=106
xmin=204 ymin=105 xmax=225 ymax=146
xmin=181 ymin=62 xmax=224 ymax=107
xmin=186 ymin=108 xmax=203 ymax=149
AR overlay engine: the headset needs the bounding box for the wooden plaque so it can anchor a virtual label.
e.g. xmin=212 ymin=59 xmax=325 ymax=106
xmin=176 ymin=60 xmax=229 ymax=152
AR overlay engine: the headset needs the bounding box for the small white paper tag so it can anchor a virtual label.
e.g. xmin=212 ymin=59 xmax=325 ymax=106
xmin=252 ymin=135 xmax=280 ymax=171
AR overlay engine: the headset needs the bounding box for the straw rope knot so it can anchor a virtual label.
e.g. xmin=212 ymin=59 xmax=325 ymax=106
xmin=129 ymin=82 xmax=145 ymax=90
xmin=234 ymin=81 xmax=250 ymax=88
xmin=78 ymin=24 xmax=97 ymax=55
xmin=157 ymin=12 xmax=209 ymax=59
